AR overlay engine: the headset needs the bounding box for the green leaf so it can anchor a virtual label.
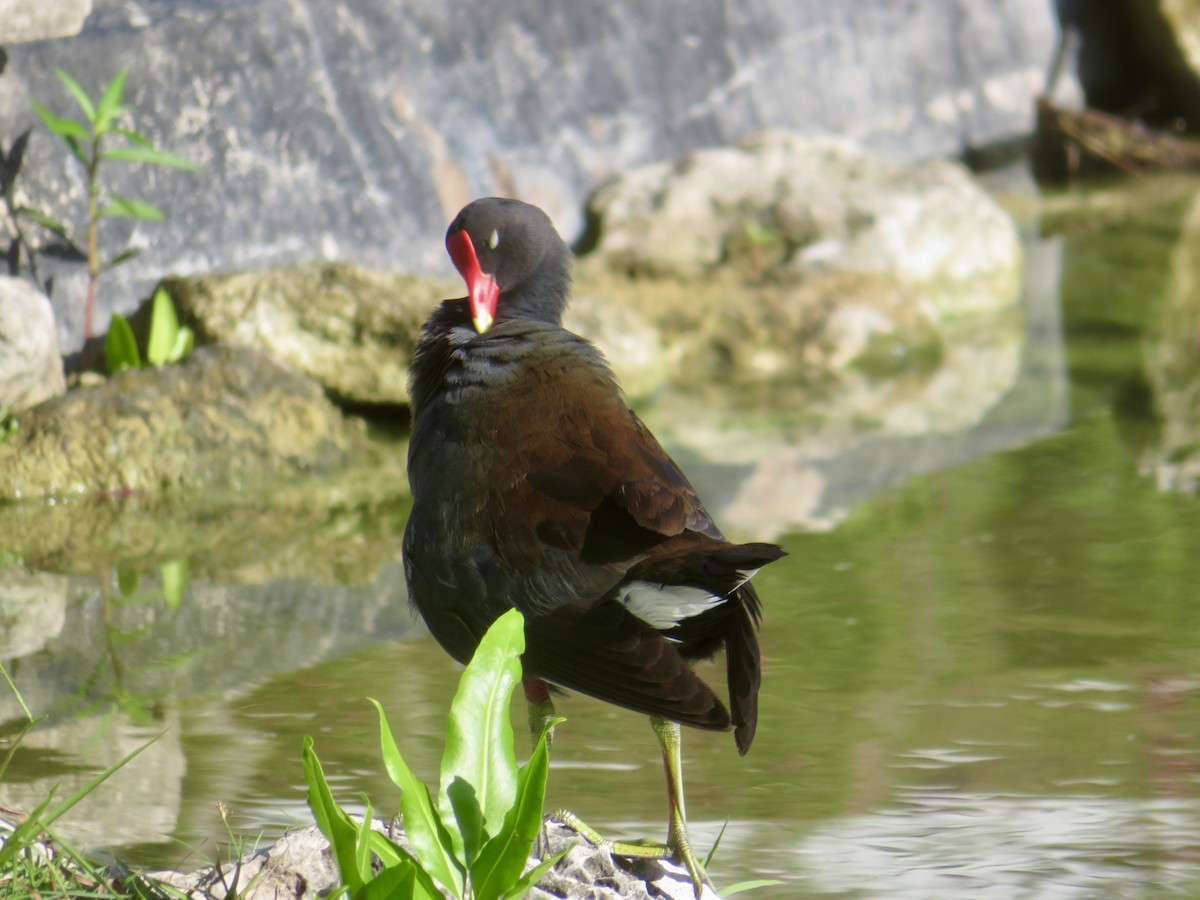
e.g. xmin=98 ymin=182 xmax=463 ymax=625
xmin=31 ymin=101 xmax=90 ymax=143
xmin=15 ymin=207 xmax=72 ymax=237
xmin=722 ymin=879 xmax=787 ymax=896
xmin=303 ymin=736 xmax=368 ymax=895
xmin=53 ymin=67 xmax=96 ymax=123
xmin=498 ymin=849 xmax=568 ymax=900
xmin=105 ymin=312 xmax=141 ymax=373
xmin=116 ymin=567 xmax=140 ymax=598
xmin=160 ymin=558 xmax=188 ymax=609
xmin=445 ymin=775 xmax=485 ymax=867
xmin=357 ymin=864 xmax=416 ymax=900
xmin=369 ymin=698 xmax=465 ymax=896
xmin=440 ymin=608 xmax=523 ymax=846
xmin=470 ymin=716 xmax=564 ymax=900
xmin=94 ymin=69 xmax=129 ymax=132
xmin=365 ymin=831 xmax=446 ymax=900
xmin=103 ymin=145 xmax=201 ymax=171
xmin=0 ymin=790 xmax=57 ymax=869
xmin=103 ymin=248 xmax=141 ymax=271
xmin=32 ymin=734 xmax=159 ymax=832
xmin=113 ymin=126 xmax=154 ymax=148
xmin=100 ymin=194 xmax=163 ymax=220
xmin=147 ymin=287 xmax=182 ymax=367
xmin=355 ymin=794 xmax=376 ymax=886
xmin=170 ymin=326 xmax=195 ymax=364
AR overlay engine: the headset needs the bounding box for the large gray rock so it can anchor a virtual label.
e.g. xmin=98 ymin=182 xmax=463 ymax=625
xmin=0 ymin=275 xmax=66 ymax=412
xmin=587 ymin=131 xmax=1022 ymax=324
xmin=0 ymin=0 xmax=90 ymax=43
xmin=0 ymin=0 xmax=1059 ymax=348
xmin=578 ymin=132 xmax=1022 ymax=389
xmin=155 ymin=262 xmax=667 ymax=406
xmin=0 ymin=345 xmax=362 ymax=501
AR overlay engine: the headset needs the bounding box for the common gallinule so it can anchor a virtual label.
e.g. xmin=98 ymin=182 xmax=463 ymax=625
xmin=403 ymin=197 xmax=784 ymax=896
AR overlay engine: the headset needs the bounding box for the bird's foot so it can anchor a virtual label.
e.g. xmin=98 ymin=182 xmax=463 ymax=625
xmin=548 ymin=809 xmax=712 ymax=899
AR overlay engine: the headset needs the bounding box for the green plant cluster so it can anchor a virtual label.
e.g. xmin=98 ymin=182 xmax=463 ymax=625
xmin=105 ymin=286 xmax=195 ymax=373
xmin=303 ymin=609 xmax=567 ymax=900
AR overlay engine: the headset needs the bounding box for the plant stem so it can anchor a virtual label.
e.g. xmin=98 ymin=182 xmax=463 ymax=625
xmin=84 ymin=134 xmax=102 ymax=342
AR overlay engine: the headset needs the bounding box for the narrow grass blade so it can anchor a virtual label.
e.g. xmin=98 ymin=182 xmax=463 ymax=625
xmin=94 ymin=69 xmax=128 ymax=132
xmin=369 ymin=699 xmax=464 ymax=896
xmin=103 ymin=145 xmax=201 ymax=171
xmin=1 ymin=730 xmax=164 ymax=870
xmin=703 ymin=818 xmax=729 ymax=868
xmin=53 ymin=67 xmax=95 ymax=122
xmin=100 ymin=194 xmax=163 ymax=220
xmin=0 ymin=791 xmax=56 ymax=869
xmin=0 ymin=661 xmax=33 ymax=721
xmin=723 ymin=879 xmax=786 ymax=895
xmin=31 ymin=102 xmax=89 ymax=143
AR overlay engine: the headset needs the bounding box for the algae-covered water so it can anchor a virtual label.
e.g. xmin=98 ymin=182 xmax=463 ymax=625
xmin=2 ymin=172 xmax=1200 ymax=897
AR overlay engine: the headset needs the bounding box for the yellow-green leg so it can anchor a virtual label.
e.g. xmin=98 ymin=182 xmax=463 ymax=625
xmin=523 ymin=676 xmax=558 ymax=749
xmin=549 ymin=715 xmax=711 ymax=899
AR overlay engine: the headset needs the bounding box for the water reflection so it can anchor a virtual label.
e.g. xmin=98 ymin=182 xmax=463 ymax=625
xmin=798 ymin=791 xmax=1200 ymax=898
xmin=2 ymin=173 xmax=1200 ymax=896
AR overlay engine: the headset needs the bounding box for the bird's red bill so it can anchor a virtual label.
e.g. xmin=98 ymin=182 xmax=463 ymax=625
xmin=447 ymin=229 xmax=499 ymax=334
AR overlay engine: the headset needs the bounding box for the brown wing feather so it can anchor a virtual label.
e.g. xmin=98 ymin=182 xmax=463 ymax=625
xmin=470 ymin=343 xmax=716 ymax=581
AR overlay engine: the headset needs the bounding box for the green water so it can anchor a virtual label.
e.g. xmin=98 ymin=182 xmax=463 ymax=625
xmin=3 ymin=174 xmax=1200 ymax=897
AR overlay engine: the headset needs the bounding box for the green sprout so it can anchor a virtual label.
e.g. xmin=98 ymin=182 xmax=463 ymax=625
xmin=33 ymin=67 xmax=200 ymax=342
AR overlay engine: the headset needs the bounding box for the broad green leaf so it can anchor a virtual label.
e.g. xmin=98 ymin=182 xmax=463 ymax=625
xmin=470 ymin=717 xmax=563 ymax=900
xmin=369 ymin=698 xmax=465 ymax=897
xmin=302 ymin=736 xmax=368 ymax=895
xmin=160 ymin=558 xmax=188 ymax=609
xmin=116 ymin=567 xmax=140 ymax=597
xmin=53 ymin=67 xmax=96 ymax=122
xmin=170 ymin=326 xmax=195 ymax=364
xmin=355 ymin=794 xmax=376 ymax=885
xmin=366 ymin=831 xmax=446 ymax=900
xmin=445 ymin=775 xmax=485 ymax=867
xmin=358 ymin=864 xmax=416 ymax=900
xmin=31 ymin=102 xmax=90 ymax=143
xmin=147 ymin=287 xmax=182 ymax=367
xmin=100 ymin=194 xmax=163 ymax=220
xmin=95 ymin=69 xmax=129 ymax=132
xmin=440 ymin=608 xmax=523 ymax=845
xmin=105 ymin=312 xmax=141 ymax=373
xmin=103 ymin=145 xmax=201 ymax=171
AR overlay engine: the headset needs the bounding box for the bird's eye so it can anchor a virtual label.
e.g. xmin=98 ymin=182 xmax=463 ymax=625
xmin=487 ymin=229 xmax=500 ymax=249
